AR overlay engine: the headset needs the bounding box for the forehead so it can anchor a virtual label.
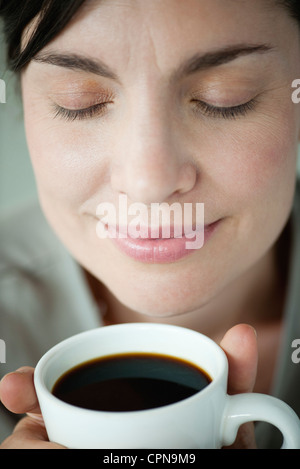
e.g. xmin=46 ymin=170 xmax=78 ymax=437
xmin=28 ymin=0 xmax=297 ymax=81
xmin=47 ymin=0 xmax=289 ymax=51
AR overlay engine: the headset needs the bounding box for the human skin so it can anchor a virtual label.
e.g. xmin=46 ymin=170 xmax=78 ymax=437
xmin=0 ymin=0 xmax=299 ymax=449
xmin=20 ymin=0 xmax=300 ymax=328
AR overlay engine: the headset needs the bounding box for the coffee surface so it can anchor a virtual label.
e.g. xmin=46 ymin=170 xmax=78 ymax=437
xmin=52 ymin=352 xmax=212 ymax=411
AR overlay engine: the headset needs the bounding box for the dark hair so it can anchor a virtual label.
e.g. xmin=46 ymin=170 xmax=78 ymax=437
xmin=1 ymin=0 xmax=300 ymax=72
xmin=0 ymin=0 xmax=86 ymax=71
xmin=278 ymin=1 xmax=300 ymax=22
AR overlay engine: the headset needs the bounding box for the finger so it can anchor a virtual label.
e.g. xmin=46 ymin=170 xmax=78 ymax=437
xmin=220 ymin=324 xmax=258 ymax=449
xmin=220 ymin=323 xmax=258 ymax=394
xmin=0 ymin=366 xmax=41 ymax=415
xmin=1 ymin=416 xmax=65 ymax=449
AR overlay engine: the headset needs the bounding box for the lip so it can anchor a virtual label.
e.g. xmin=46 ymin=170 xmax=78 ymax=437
xmin=104 ymin=220 xmax=221 ymax=264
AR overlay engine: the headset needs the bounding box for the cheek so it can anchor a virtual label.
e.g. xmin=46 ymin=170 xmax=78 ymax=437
xmin=210 ymin=109 xmax=298 ymax=213
xmin=24 ymin=111 xmax=109 ymax=210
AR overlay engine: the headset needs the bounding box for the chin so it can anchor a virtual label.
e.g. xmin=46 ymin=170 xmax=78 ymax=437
xmin=114 ymin=282 xmax=214 ymax=319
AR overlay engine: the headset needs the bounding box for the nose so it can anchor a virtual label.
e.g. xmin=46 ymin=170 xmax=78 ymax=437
xmin=110 ymin=102 xmax=197 ymax=205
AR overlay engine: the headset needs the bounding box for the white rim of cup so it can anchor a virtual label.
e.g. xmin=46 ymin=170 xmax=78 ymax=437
xmin=34 ymin=323 xmax=228 ymax=415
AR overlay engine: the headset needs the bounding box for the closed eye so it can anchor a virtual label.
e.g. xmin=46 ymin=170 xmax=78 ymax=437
xmin=52 ymin=102 xmax=111 ymax=121
xmin=192 ymin=98 xmax=257 ymax=119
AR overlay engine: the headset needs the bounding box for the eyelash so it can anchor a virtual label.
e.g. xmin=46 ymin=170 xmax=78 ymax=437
xmin=192 ymin=98 xmax=257 ymax=120
xmin=52 ymin=98 xmax=257 ymax=122
xmin=52 ymin=102 xmax=109 ymax=121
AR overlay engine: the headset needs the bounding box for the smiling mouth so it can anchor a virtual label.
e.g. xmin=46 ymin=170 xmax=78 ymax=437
xmin=96 ymin=220 xmax=221 ymax=264
xmin=104 ymin=223 xmax=204 ymax=239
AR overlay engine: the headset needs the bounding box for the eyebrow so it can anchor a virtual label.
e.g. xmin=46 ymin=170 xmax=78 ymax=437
xmin=33 ymin=43 xmax=274 ymax=80
xmin=176 ymin=44 xmax=274 ymax=77
xmin=34 ymin=52 xmax=118 ymax=80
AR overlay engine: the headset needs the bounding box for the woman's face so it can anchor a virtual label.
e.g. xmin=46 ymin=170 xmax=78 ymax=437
xmin=21 ymin=0 xmax=300 ymax=317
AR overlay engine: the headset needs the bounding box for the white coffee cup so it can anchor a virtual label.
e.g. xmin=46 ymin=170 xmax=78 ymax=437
xmin=34 ymin=323 xmax=300 ymax=449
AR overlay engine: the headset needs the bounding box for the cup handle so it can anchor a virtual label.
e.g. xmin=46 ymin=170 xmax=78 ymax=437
xmin=221 ymin=393 xmax=300 ymax=449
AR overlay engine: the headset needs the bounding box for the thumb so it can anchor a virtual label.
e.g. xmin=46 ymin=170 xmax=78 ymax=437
xmin=220 ymin=324 xmax=258 ymax=395
xmin=0 ymin=366 xmax=41 ymax=416
xmin=219 ymin=324 xmax=258 ymax=449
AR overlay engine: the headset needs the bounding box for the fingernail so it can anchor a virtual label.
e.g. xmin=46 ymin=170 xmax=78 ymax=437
xmin=15 ymin=366 xmax=32 ymax=373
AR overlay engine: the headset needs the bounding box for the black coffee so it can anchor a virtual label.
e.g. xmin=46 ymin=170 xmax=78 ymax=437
xmin=52 ymin=352 xmax=212 ymax=412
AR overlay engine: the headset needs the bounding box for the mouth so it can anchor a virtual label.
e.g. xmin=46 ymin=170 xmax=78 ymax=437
xmin=97 ymin=220 xmax=221 ymax=264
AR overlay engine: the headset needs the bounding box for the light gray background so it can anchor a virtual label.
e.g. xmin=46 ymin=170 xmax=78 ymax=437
xmin=0 ymin=27 xmax=300 ymax=214
xmin=0 ymin=25 xmax=37 ymax=214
